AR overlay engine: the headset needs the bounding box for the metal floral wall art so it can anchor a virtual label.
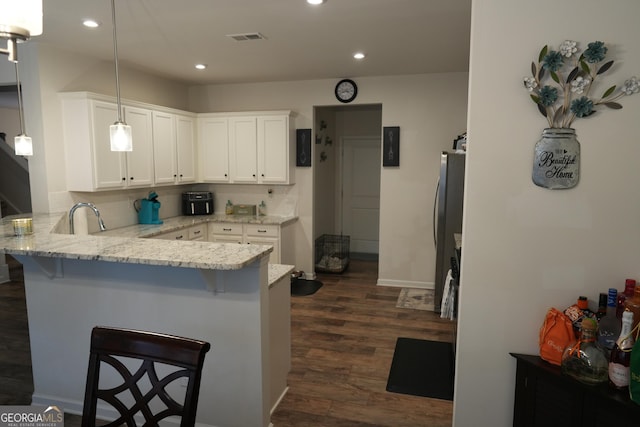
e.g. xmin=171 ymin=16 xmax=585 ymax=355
xmin=524 ymin=40 xmax=638 ymax=189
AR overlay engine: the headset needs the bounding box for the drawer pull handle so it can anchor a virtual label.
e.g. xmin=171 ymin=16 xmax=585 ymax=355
xmin=175 ymin=235 xmax=184 ymax=240
xmin=223 ymin=228 xmax=232 ymax=231
xmin=193 ymin=230 xmax=201 ymax=235
xmin=258 ymin=229 xmax=267 ymax=233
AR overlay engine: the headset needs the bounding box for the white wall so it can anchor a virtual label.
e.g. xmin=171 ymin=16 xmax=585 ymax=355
xmin=189 ymin=73 xmax=468 ymax=284
xmin=314 ymin=108 xmax=337 ymax=238
xmin=455 ymin=1 xmax=640 ymax=426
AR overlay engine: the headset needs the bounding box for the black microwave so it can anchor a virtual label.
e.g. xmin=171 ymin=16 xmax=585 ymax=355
xmin=182 ymin=192 xmax=213 ymax=215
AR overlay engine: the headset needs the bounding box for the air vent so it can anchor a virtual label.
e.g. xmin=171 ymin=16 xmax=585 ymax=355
xmin=226 ymin=32 xmax=266 ymax=41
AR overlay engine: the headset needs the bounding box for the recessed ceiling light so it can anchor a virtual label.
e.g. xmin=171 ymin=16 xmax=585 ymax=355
xmin=307 ymin=0 xmax=325 ymax=5
xmin=195 ymin=64 xmax=207 ymax=70
xmin=353 ymin=52 xmax=366 ymax=60
xmin=82 ymin=19 xmax=100 ymax=28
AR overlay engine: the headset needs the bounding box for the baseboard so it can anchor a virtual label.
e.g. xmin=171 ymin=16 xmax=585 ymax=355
xmin=32 ymin=393 xmax=84 ymax=417
xmin=271 ymin=385 xmax=289 ymax=415
xmin=376 ymin=278 xmax=434 ymax=290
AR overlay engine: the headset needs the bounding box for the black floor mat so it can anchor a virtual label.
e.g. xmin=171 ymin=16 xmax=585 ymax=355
xmin=291 ymin=279 xmax=323 ymax=296
xmin=386 ymin=337 xmax=454 ymax=400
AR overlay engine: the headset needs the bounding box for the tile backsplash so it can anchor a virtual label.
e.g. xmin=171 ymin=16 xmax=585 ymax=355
xmin=61 ymin=184 xmax=297 ymax=234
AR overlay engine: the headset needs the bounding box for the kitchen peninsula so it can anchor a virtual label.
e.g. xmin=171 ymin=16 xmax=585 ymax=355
xmin=0 ymin=212 xmax=294 ymax=427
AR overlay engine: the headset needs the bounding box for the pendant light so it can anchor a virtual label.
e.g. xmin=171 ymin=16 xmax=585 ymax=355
xmin=0 ymin=0 xmax=42 ymax=156
xmin=14 ymin=60 xmax=32 ymax=156
xmin=0 ymin=1 xmax=43 ymax=58
xmin=109 ymin=0 xmax=132 ymax=152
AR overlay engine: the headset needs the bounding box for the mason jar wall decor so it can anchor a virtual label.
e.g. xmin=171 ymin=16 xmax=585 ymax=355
xmin=524 ymin=40 xmax=639 ymax=189
xmin=532 ymin=128 xmax=579 ymax=189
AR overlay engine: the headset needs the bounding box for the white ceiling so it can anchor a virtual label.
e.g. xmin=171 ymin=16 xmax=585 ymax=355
xmin=1 ymin=0 xmax=471 ymax=107
xmin=35 ymin=0 xmax=472 ymax=85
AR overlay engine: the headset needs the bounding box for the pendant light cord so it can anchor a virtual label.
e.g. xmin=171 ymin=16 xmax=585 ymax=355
xmin=14 ymin=60 xmax=26 ymax=135
xmin=111 ymin=0 xmax=123 ymax=123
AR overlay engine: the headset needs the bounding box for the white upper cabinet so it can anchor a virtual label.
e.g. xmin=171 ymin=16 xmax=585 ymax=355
xmin=89 ymin=100 xmax=127 ymax=189
xmin=257 ymin=115 xmax=292 ymax=184
xmin=61 ymin=92 xmax=196 ymax=191
xmin=152 ymin=111 xmax=177 ymax=185
xmin=199 ymin=111 xmax=294 ymax=185
xmin=229 ymin=116 xmax=258 ymax=183
xmin=123 ymin=106 xmax=154 ymax=188
xmin=199 ymin=117 xmax=230 ymax=182
xmin=175 ymin=115 xmax=196 ymax=183
xmin=153 ymin=112 xmax=197 ymax=185
xmin=61 ymin=93 xmax=293 ymax=191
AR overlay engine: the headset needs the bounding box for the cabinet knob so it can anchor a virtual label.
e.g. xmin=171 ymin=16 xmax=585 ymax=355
xmin=130 ymin=177 xmax=134 ymax=180
xmin=253 ymin=174 xmax=256 ymax=177
xmin=122 ymin=177 xmax=126 ymax=181
xmin=174 ymin=174 xmax=177 ymax=178
xmin=224 ymin=173 xmax=228 ymax=177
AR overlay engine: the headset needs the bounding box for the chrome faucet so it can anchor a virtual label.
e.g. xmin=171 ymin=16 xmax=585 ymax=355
xmin=69 ymin=202 xmax=107 ymax=234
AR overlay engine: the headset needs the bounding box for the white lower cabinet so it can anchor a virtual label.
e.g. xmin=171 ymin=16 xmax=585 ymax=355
xmin=208 ymin=223 xmax=243 ymax=244
xmin=244 ymin=225 xmax=280 ymax=264
xmin=153 ymin=224 xmax=206 ymax=241
xmin=208 ymin=222 xmax=293 ymax=264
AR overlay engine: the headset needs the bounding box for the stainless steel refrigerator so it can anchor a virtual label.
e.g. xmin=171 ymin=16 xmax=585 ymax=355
xmin=433 ymin=151 xmax=465 ymax=313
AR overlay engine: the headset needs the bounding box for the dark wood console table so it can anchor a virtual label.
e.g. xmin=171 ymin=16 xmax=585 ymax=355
xmin=511 ymin=353 xmax=640 ymax=427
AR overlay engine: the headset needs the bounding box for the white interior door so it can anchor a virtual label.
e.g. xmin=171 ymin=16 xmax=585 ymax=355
xmin=340 ymin=136 xmax=381 ymax=254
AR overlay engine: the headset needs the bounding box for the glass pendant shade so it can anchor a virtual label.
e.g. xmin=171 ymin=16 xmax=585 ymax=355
xmin=0 ymin=0 xmax=43 ymax=38
xmin=110 ymin=121 xmax=132 ymax=152
xmin=14 ymin=134 xmax=32 ymax=156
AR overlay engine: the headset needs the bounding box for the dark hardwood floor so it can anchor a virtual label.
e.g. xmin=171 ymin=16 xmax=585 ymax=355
xmin=0 ymin=256 xmax=454 ymax=427
xmin=272 ymin=259 xmax=454 ymax=427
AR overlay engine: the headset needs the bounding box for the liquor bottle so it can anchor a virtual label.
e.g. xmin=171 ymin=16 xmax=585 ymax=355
xmin=608 ymin=311 xmax=635 ymax=390
xmin=565 ymin=296 xmax=595 ymax=338
xmin=617 ymin=279 xmax=636 ymax=318
xmin=596 ymin=293 xmax=607 ymax=321
xmin=597 ymin=288 xmax=621 ymax=357
xmin=624 ymin=285 xmax=640 ymax=331
xmin=561 ymin=318 xmax=609 ymax=385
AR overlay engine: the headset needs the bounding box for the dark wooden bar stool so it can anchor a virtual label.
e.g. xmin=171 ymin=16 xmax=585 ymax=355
xmin=81 ymin=326 xmax=211 ymax=427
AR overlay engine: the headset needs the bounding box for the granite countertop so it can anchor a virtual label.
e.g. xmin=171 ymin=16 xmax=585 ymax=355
xmin=99 ymin=214 xmax=298 ymax=239
xmin=0 ymin=213 xmax=275 ymax=271
xmin=268 ymin=263 xmax=295 ymax=287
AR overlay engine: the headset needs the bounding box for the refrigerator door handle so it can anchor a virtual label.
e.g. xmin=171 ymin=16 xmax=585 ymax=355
xmin=433 ymin=178 xmax=440 ymax=248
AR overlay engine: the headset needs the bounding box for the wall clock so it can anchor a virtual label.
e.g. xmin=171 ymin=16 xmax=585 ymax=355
xmin=335 ymin=79 xmax=358 ymax=103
